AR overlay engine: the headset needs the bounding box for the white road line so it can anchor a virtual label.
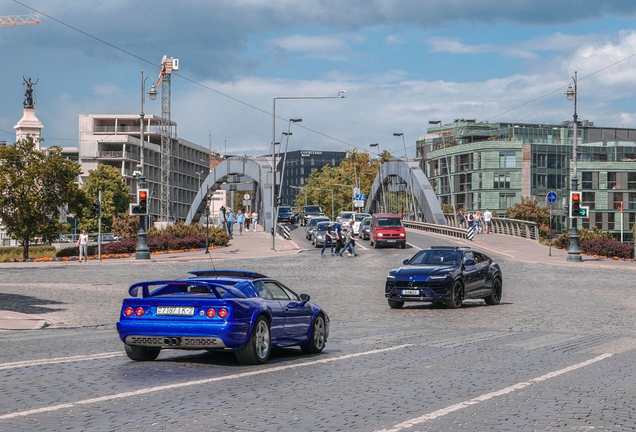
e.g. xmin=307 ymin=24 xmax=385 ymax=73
xmin=405 ymin=242 xmax=421 ymax=250
xmin=0 ymin=344 xmax=413 ymax=420
xmin=376 ymin=353 xmax=613 ymax=432
xmin=0 ymin=352 xmax=125 ymax=371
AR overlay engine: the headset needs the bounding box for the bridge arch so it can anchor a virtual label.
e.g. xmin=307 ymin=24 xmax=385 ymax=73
xmin=365 ymin=158 xmax=446 ymax=225
xmin=185 ymin=156 xmax=274 ymax=229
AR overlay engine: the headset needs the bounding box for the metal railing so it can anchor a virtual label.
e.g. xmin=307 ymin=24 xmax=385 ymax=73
xmin=276 ymin=223 xmax=291 ymax=240
xmin=402 ymin=220 xmax=468 ymax=239
xmin=443 ymin=214 xmax=540 ymax=241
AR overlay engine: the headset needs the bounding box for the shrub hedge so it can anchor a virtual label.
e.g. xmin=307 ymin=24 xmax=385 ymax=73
xmin=581 ymin=237 xmax=633 ymax=259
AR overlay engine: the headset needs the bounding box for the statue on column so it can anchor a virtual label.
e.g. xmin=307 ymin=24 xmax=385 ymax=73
xmin=22 ymin=76 xmax=39 ymax=109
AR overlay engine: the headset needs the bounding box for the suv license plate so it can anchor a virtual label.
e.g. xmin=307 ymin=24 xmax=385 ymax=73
xmin=401 ymin=289 xmax=419 ymax=295
xmin=156 ymin=306 xmax=195 ymax=316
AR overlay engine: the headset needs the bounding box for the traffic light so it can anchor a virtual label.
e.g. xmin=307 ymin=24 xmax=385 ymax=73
xmin=579 ymin=206 xmax=588 ymax=217
xmin=92 ymin=201 xmax=101 ymax=216
xmin=276 ymin=197 xmax=282 ymax=206
xmin=570 ymin=191 xmax=581 ymax=217
xmin=130 ymin=189 xmax=149 ymax=215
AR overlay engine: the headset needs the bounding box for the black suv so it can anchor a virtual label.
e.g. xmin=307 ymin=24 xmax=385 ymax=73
xmin=277 ymin=206 xmax=296 ymax=223
xmin=299 ymin=205 xmax=325 ymax=226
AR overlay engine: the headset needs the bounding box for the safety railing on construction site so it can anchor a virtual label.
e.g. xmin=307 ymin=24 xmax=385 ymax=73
xmin=402 ymin=216 xmax=540 ymax=241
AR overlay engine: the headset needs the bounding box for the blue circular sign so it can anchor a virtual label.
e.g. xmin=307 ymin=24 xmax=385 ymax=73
xmin=547 ymin=191 xmax=557 ymax=203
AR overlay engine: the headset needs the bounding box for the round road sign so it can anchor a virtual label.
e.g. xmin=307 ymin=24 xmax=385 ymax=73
xmin=243 ymin=193 xmax=251 ymax=200
xmin=547 ymin=191 xmax=557 ymax=203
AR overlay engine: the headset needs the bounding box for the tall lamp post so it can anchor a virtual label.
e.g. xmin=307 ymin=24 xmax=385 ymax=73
xmin=429 ymin=120 xmax=455 ymax=210
xmin=317 ymin=188 xmax=334 ymax=220
xmin=566 ymin=71 xmax=582 ymax=262
xmin=370 ymin=143 xmax=387 ymax=211
xmin=270 ymin=91 xmax=345 ymax=250
xmin=136 ymin=70 xmax=157 ymax=260
xmin=393 ymin=133 xmax=415 ymax=218
xmin=277 ymin=119 xmax=302 ymax=207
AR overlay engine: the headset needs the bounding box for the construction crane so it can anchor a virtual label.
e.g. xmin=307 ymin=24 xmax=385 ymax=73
xmin=0 ymin=14 xmax=39 ymax=26
xmin=153 ymin=56 xmax=179 ymax=222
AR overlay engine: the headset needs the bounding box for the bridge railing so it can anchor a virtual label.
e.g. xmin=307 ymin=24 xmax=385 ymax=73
xmin=443 ymin=214 xmax=540 ymax=241
xmin=402 ymin=220 xmax=468 ymax=239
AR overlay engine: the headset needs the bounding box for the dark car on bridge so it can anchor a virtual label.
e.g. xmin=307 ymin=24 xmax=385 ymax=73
xmin=300 ymin=205 xmax=325 ymax=226
xmin=277 ymin=206 xmax=296 ymax=224
xmin=359 ymin=216 xmax=371 ymax=240
xmin=385 ymin=246 xmax=502 ymax=309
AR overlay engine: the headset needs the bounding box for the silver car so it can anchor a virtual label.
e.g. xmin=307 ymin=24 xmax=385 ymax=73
xmin=305 ymin=217 xmax=330 ymax=240
xmin=312 ymin=221 xmax=333 ymax=247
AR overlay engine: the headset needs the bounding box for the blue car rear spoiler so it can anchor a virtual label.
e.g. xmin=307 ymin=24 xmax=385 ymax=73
xmin=128 ymin=280 xmax=247 ymax=299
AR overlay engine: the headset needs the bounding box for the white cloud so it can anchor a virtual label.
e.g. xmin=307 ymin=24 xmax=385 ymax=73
xmin=268 ymin=34 xmax=365 ymax=60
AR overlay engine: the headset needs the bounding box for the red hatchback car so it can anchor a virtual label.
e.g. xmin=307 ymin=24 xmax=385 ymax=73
xmin=369 ymin=213 xmax=406 ymax=249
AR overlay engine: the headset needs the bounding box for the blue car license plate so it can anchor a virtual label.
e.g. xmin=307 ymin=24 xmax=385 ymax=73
xmin=156 ymin=306 xmax=195 ymax=316
xmin=401 ymin=289 xmax=419 ymax=295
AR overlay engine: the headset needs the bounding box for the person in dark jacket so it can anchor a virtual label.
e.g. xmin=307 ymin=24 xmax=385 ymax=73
xmin=320 ymin=223 xmax=336 ymax=256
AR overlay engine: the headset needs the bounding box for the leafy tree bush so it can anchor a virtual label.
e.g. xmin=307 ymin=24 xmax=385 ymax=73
xmin=553 ymin=227 xmax=615 ymax=250
xmin=55 ymin=245 xmax=98 ymax=258
xmin=79 ymin=164 xmax=131 ymax=233
xmin=111 ymin=213 xmax=139 ymax=239
xmin=505 ymin=196 xmax=550 ymax=239
xmin=581 ymin=238 xmax=633 ymax=259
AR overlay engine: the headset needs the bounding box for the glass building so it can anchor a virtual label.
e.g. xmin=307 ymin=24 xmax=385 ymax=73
xmin=417 ymin=120 xmax=636 ymax=239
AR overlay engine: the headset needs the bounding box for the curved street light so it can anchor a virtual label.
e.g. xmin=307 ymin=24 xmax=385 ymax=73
xmin=565 ymin=71 xmax=582 ymax=262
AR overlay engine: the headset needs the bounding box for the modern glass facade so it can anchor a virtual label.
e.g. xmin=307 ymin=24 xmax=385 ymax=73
xmin=275 ymin=150 xmax=347 ymax=206
xmin=417 ymin=120 xmax=636 ymax=239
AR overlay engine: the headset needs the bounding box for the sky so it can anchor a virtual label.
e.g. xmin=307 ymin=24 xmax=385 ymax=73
xmin=2 ymin=0 xmax=636 ymax=158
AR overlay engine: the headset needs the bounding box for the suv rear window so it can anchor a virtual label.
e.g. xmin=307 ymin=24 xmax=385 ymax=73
xmin=377 ymin=218 xmax=403 ymax=227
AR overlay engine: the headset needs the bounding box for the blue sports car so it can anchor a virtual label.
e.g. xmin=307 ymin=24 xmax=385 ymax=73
xmin=385 ymin=246 xmax=503 ymax=309
xmin=116 ymin=270 xmax=329 ymax=364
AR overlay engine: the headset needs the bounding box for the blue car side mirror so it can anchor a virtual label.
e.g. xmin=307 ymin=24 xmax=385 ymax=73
xmin=402 ymin=259 xmax=409 ymax=265
xmin=300 ymin=294 xmax=310 ymax=303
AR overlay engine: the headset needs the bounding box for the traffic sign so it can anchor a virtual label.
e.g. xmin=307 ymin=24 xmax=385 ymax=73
xmin=355 ymin=193 xmax=366 ymax=201
xmin=547 ymin=191 xmax=557 ymax=204
xmin=354 ymin=200 xmax=365 ymax=208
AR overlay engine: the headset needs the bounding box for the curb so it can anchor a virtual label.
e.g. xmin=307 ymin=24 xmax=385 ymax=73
xmin=0 ymin=311 xmax=47 ymax=331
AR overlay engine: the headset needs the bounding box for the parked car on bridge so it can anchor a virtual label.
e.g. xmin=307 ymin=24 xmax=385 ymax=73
xmin=385 ymin=246 xmax=503 ymax=309
xmin=305 ymin=216 xmax=330 ymax=240
xmin=351 ymin=212 xmax=371 ymax=236
xmin=117 ymin=270 xmax=329 ymax=365
xmin=359 ymin=216 xmax=371 ymax=240
xmin=300 ymin=205 xmax=325 ymax=226
xmin=277 ymin=206 xmax=296 ymax=224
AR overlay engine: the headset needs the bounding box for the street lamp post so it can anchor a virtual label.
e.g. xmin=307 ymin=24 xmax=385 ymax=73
xmin=370 ymin=143 xmax=381 ymax=160
xmin=196 ymin=171 xmax=203 ymax=191
xmin=136 ymin=70 xmax=158 ymax=260
xmin=205 ymin=186 xmax=210 ymax=254
xmin=566 ymin=71 xmax=582 ymax=262
xmin=317 ymin=188 xmax=334 ymax=220
xmin=270 ymin=91 xmax=345 ymax=250
xmin=393 ymin=133 xmax=415 ymax=218
xmin=278 ymin=119 xmax=302 ymax=207
xmin=429 ymin=120 xmax=455 ymax=210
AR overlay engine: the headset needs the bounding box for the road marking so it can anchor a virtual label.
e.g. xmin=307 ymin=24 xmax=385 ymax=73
xmin=0 ymin=344 xmax=413 ymax=420
xmin=405 ymin=242 xmax=420 ymax=250
xmin=376 ymin=353 xmax=612 ymax=432
xmin=0 ymin=352 xmax=125 ymax=371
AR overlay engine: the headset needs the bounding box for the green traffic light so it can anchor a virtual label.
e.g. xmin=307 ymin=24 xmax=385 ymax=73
xmin=579 ymin=208 xmax=587 ymax=217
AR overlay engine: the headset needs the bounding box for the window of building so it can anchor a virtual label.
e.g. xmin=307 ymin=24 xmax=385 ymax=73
xmin=594 ymin=213 xmax=603 ymax=230
xmin=582 ymin=192 xmax=595 ymax=210
xmin=608 ymin=212 xmax=615 ymax=230
xmin=534 ymin=153 xmax=546 ymax=168
xmin=533 ymin=174 xmax=546 ymax=188
xmin=494 ymin=172 xmax=510 ymax=189
xmin=628 ymin=173 xmax=636 ymax=190
xmin=547 ymin=174 xmax=567 ymax=189
xmin=311 ymin=158 xmax=315 ymax=166
xmin=458 ymin=154 xmax=472 ymax=172
xmin=612 ymin=192 xmax=623 ymax=210
xmin=581 ymin=172 xmax=593 ymax=189
xmin=499 ymin=152 xmax=516 ymax=168
xmin=630 ymin=213 xmax=636 ymax=231
xmin=629 ymin=193 xmax=636 ymax=210
xmin=300 ymin=158 xmax=304 ymax=166
xmin=608 ymin=172 xmax=617 ymax=189
xmin=499 ymin=193 xmax=516 ymax=210
xmin=459 ymin=173 xmax=472 ymax=192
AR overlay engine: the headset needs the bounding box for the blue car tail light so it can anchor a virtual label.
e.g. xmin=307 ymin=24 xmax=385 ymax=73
xmin=135 ymin=307 xmax=145 ymax=317
xmin=206 ymin=308 xmax=216 ymax=318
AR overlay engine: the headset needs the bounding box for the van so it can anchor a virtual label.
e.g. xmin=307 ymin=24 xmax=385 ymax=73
xmin=369 ymin=213 xmax=406 ymax=249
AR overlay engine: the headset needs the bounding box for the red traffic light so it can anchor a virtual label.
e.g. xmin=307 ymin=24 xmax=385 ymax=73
xmin=571 ymin=192 xmax=580 ymax=202
xmin=139 ymin=190 xmax=147 ymax=200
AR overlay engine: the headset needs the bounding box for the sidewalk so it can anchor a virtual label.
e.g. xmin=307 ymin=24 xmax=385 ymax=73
xmin=0 ymin=229 xmax=301 ymax=330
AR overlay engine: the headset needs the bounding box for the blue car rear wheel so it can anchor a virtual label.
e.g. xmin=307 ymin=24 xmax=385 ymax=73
xmin=124 ymin=344 xmax=160 ymax=361
xmin=236 ymin=316 xmax=271 ymax=365
xmin=446 ymin=280 xmax=463 ymax=309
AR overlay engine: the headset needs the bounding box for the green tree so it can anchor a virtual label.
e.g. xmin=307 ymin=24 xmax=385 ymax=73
xmin=80 ymin=165 xmax=131 ymax=232
xmin=506 ymin=196 xmax=550 ymax=239
xmin=0 ymin=138 xmax=83 ymax=259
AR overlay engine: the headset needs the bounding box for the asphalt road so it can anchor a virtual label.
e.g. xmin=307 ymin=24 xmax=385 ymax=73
xmin=1 ymin=227 xmax=636 ymax=431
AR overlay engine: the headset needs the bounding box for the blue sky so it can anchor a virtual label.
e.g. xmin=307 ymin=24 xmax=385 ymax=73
xmin=2 ymin=0 xmax=636 ymax=158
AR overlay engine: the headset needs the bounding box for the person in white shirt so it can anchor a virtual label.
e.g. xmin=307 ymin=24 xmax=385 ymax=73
xmin=483 ymin=208 xmax=493 ymax=234
xmin=76 ymin=229 xmax=89 ymax=262
xmin=252 ymin=210 xmax=259 ymax=232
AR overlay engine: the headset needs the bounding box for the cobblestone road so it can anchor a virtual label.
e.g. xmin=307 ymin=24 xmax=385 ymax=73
xmin=1 ymin=230 xmax=636 ymax=431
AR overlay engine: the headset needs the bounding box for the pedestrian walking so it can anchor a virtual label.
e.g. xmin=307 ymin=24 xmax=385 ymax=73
xmin=236 ymin=210 xmax=245 ymax=236
xmin=457 ymin=210 xmax=465 ymax=228
xmin=339 ymin=220 xmax=358 ymax=257
xmin=320 ymin=223 xmax=336 ymax=256
xmin=226 ymin=207 xmax=235 ymax=238
xmin=483 ymin=208 xmax=492 ymax=234
xmin=252 ymin=210 xmax=259 ymax=232
xmin=76 ymin=229 xmax=89 ymax=262
xmin=333 ymin=222 xmax=344 ymax=255
xmin=474 ymin=210 xmax=482 ymax=234
xmin=467 ymin=212 xmax=474 ymax=229
xmin=245 ymin=211 xmax=251 ymax=231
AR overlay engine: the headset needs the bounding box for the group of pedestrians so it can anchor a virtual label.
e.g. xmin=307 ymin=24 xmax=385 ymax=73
xmin=220 ymin=207 xmax=259 ymax=238
xmin=457 ymin=208 xmax=493 ymax=234
xmin=320 ymin=220 xmax=358 ymax=257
